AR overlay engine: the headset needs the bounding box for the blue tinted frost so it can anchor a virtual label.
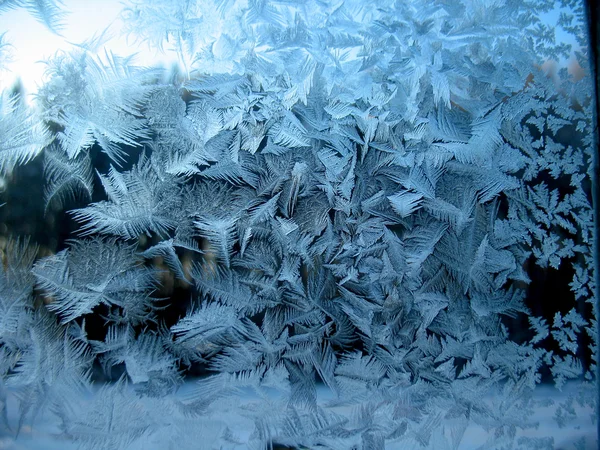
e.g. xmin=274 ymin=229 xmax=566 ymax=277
xmin=0 ymin=0 xmax=597 ymax=449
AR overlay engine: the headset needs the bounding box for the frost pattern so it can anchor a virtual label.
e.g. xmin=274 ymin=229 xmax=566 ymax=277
xmin=0 ymin=0 xmax=597 ymax=449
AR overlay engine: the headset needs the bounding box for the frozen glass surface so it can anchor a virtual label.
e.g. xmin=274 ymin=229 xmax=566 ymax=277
xmin=0 ymin=1 xmax=597 ymax=449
